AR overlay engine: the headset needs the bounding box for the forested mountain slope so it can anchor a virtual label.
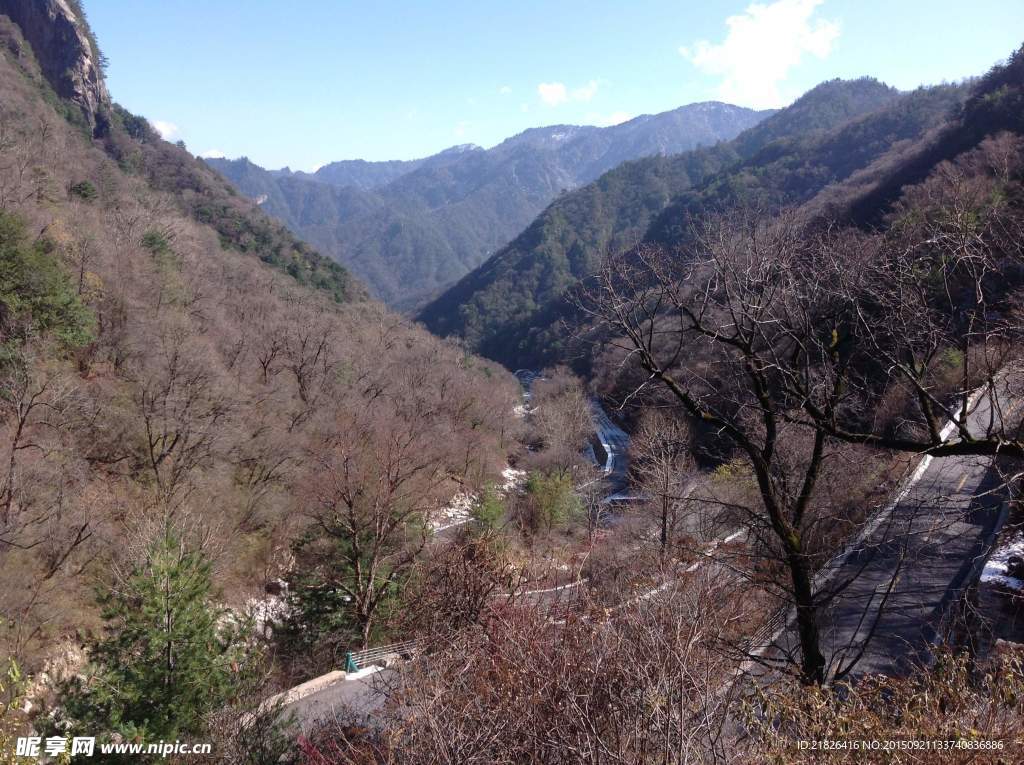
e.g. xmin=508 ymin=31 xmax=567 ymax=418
xmin=0 ymin=0 xmax=516 ymax=686
xmin=209 ymin=102 xmax=770 ymax=309
xmin=288 ymin=155 xmax=427 ymax=190
xmin=833 ymin=46 xmax=1024 ymax=226
xmin=417 ymin=77 xmax=966 ymax=367
xmin=644 ymin=82 xmax=967 ymax=242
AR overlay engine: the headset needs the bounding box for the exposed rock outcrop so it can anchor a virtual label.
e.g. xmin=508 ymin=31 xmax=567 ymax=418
xmin=0 ymin=0 xmax=109 ymax=132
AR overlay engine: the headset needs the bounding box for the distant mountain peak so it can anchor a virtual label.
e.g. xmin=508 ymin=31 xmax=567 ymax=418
xmin=440 ymin=143 xmax=483 ymax=154
xmin=417 ymin=75 xmax=964 ymax=367
xmin=211 ymin=100 xmax=772 ymax=308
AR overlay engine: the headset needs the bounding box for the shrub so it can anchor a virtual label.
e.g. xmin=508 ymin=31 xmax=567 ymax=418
xmin=68 ymin=180 xmax=97 ymax=201
xmin=743 ymin=649 xmax=1024 ymax=763
xmin=140 ymin=229 xmax=171 ymax=256
xmin=0 ymin=211 xmax=93 ymax=352
xmin=523 ymin=471 xmax=581 ymax=533
xmin=472 ymin=484 xmax=505 ymax=531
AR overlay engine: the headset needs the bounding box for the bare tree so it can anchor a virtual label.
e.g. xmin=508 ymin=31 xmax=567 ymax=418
xmin=297 ymin=568 xmax=753 ymax=764
xmin=529 ymin=366 xmax=594 ymax=473
xmin=293 ymin=403 xmax=450 ymax=651
xmin=404 ymin=532 xmax=527 ymax=638
xmin=0 ymin=111 xmax=59 ymax=212
xmin=631 ymin=410 xmax=696 ymax=556
xmin=791 ymin=136 xmax=1024 ymax=460
xmin=0 ymin=361 xmax=94 ymax=663
xmin=577 ymin=142 xmax=1024 ymax=682
xmin=0 ymin=361 xmax=75 ymax=525
xmin=131 ymin=322 xmax=229 ymax=505
xmin=578 ymin=214 xmax=843 ymax=684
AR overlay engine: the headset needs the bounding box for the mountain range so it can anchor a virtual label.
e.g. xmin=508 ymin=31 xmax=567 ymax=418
xmin=417 ymin=76 xmax=977 ymax=368
xmin=207 ymin=102 xmax=772 ymax=309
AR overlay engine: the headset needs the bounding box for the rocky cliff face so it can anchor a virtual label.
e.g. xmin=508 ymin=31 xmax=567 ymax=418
xmin=0 ymin=0 xmax=109 ymax=132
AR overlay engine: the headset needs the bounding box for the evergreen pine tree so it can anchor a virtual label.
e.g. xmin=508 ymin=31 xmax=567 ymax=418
xmin=471 ymin=483 xmax=505 ymax=531
xmin=65 ymin=530 xmax=241 ymax=741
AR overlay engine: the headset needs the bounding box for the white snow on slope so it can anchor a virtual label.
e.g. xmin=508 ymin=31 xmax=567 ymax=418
xmin=431 ymin=466 xmax=527 ymax=531
xmin=982 ymin=531 xmax=1024 ymax=591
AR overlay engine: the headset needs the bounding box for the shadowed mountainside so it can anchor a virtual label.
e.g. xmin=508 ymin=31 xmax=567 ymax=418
xmin=417 ymin=77 xmax=976 ymax=368
xmin=209 ymin=102 xmax=772 ymax=310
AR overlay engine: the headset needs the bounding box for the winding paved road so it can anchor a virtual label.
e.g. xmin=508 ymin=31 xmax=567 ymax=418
xmin=283 ymin=668 xmax=393 ymax=730
xmin=589 ymin=400 xmax=633 ymax=500
xmin=766 ymin=389 xmax=1016 ymax=678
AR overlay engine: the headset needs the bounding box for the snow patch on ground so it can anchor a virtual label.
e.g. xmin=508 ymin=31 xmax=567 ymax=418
xmin=501 ymin=466 xmax=527 ymax=491
xmin=345 ymin=665 xmax=384 ymax=681
xmin=432 ymin=491 xmax=476 ymax=530
xmin=247 ymin=592 xmax=290 ymax=638
xmin=431 ymin=467 xmax=527 ymax=531
xmin=23 ymin=642 xmax=87 ymax=714
xmin=982 ymin=531 xmax=1024 ymax=591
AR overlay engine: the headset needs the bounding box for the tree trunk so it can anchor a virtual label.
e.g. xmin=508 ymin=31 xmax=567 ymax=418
xmin=660 ymin=501 xmax=668 ymax=554
xmin=359 ymin=610 xmax=373 ymax=650
xmin=789 ymin=553 xmax=826 ymax=685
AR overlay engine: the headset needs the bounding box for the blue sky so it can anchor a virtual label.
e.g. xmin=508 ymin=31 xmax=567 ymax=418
xmin=84 ymin=0 xmax=1023 ymax=171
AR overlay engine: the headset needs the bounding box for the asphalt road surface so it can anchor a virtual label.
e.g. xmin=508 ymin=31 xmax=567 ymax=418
xmin=768 ymin=390 xmax=1015 ymax=678
xmin=285 ymin=668 xmax=393 ymax=731
xmin=589 ymin=399 xmax=632 ymax=498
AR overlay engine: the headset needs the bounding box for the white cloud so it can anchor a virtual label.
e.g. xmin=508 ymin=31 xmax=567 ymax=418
xmin=454 ymin=120 xmax=471 ymax=138
xmin=538 ymin=79 xmax=603 ymax=107
xmin=499 ymin=85 xmax=512 ymax=95
xmin=520 ymin=103 xmax=530 ymax=113
xmin=680 ymin=0 xmax=839 ymax=109
xmin=537 ymin=82 xmax=568 ymax=106
xmin=151 ymin=119 xmax=179 ymax=140
xmin=199 ymin=149 xmax=225 ymax=159
xmin=572 ymin=80 xmax=599 ymax=102
xmin=586 ymin=111 xmax=634 ymax=127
